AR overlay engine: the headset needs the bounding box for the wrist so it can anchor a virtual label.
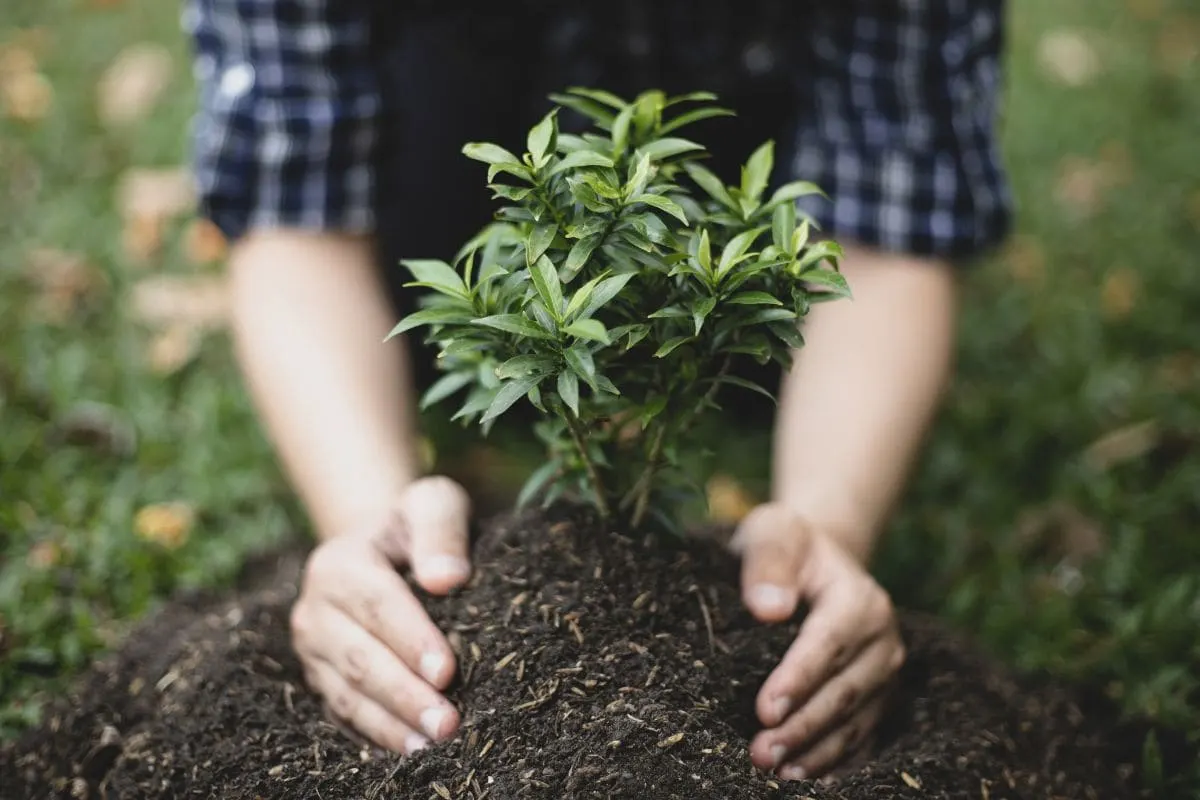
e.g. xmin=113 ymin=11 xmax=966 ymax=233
xmin=773 ymin=493 xmax=879 ymax=564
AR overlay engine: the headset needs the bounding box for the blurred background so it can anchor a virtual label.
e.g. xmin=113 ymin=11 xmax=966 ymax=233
xmin=1 ymin=0 xmax=1197 ymax=791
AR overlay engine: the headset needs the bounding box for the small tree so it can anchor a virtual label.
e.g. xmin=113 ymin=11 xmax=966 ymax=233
xmin=388 ymin=88 xmax=849 ymax=532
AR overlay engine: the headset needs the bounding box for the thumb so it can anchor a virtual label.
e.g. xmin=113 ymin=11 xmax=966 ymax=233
xmin=397 ymin=476 xmax=473 ymax=595
xmin=729 ymin=503 xmax=811 ymax=623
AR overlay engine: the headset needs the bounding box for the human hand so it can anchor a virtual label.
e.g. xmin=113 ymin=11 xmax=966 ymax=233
xmin=730 ymin=503 xmax=905 ymax=782
xmin=291 ymin=476 xmax=472 ymax=755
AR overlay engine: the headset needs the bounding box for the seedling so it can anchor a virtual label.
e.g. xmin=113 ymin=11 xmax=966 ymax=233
xmin=388 ymin=87 xmax=850 ymax=532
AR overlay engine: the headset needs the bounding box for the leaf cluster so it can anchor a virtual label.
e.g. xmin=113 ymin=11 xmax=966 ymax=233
xmin=390 ymin=87 xmax=849 ymax=529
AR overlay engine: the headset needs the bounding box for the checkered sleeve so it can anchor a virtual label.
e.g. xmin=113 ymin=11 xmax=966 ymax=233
xmin=184 ymin=0 xmax=381 ymax=242
xmin=790 ymin=0 xmax=1012 ymax=260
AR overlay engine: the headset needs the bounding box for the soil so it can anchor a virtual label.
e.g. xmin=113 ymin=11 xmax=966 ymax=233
xmin=1 ymin=507 xmax=1153 ymax=799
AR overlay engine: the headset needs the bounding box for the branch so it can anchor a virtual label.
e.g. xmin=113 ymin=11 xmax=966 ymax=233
xmin=563 ymin=408 xmax=612 ymax=520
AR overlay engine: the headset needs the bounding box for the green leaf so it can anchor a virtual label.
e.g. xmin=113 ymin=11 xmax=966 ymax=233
xmin=566 ymin=217 xmax=607 ymax=240
xmin=743 ymin=307 xmax=797 ymax=326
xmin=692 ymin=296 xmax=716 ymax=335
xmin=683 ymin=162 xmax=737 ymax=211
xmin=462 ymin=142 xmax=521 ymax=165
xmin=549 ymin=94 xmax=616 ymax=128
xmin=526 ymin=225 xmax=557 ymax=266
xmin=696 ymin=228 xmax=713 ymax=273
xmin=639 ymin=396 xmax=668 ymax=426
xmin=624 ymin=324 xmax=650 ymax=349
xmin=654 ymin=336 xmax=693 ymax=358
xmin=564 ymin=345 xmax=597 ymax=390
xmin=718 ymin=375 xmax=777 ymax=404
xmin=583 ymin=173 xmax=624 ymax=201
xmin=490 ymin=185 xmax=533 ymax=202
xmin=659 ymin=106 xmax=735 ymax=136
xmin=482 ymin=374 xmax=544 ymax=423
xmin=452 ymin=386 xmax=499 ymax=422
xmin=727 ymin=291 xmax=783 ymax=306
xmin=547 ymin=150 xmax=615 ymax=177
xmin=473 ymin=313 xmax=555 ymax=339
xmin=563 ymin=273 xmax=605 ymax=321
xmin=563 ymin=234 xmax=602 ymax=280
xmin=794 ymin=240 xmax=845 ymax=272
xmin=741 ymin=140 xmax=774 ymax=204
xmin=797 ymin=267 xmax=852 ymax=298
xmin=724 ymin=336 xmax=773 ymax=363
xmin=563 ymin=318 xmax=611 ymax=344
xmin=516 ymin=460 xmax=560 ymax=509
xmin=648 ymin=305 xmax=689 ymax=320
xmin=419 ymin=371 xmax=474 ymax=410
xmin=665 ymin=90 xmax=719 ymax=106
xmin=557 ymin=371 xmax=580 ymax=417
xmin=487 ymin=162 xmax=534 ymax=183
xmin=385 ymin=307 xmax=474 ymax=339
xmin=566 ymin=86 xmax=628 ymax=109
xmin=527 ymin=109 xmax=558 ymax=167
xmin=527 ymin=299 xmax=558 ymax=334
xmin=611 ymin=105 xmax=634 ymax=158
xmin=581 ymin=273 xmax=634 ymax=320
xmin=402 ymin=259 xmax=467 ymax=297
xmin=594 ymin=374 xmax=621 ymax=395
xmin=763 ymin=180 xmax=826 ymax=212
xmin=717 ymin=226 xmax=769 ymax=277
xmin=633 ymin=89 xmax=665 ymax=134
xmin=791 ymin=218 xmax=812 ymax=256
xmin=772 ymin=200 xmax=796 ymax=252
xmin=768 ymin=321 xmax=805 ymax=349
xmin=637 ymin=137 xmax=705 ymax=161
xmin=626 ymin=153 xmax=654 ymax=198
xmin=530 ymin=255 xmax=564 ymax=320
xmin=633 ymin=194 xmax=689 ymax=224
xmin=495 ymin=355 xmax=557 ymax=379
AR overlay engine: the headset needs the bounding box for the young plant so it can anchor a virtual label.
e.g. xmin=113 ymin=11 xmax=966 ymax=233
xmin=388 ymin=87 xmax=850 ymax=533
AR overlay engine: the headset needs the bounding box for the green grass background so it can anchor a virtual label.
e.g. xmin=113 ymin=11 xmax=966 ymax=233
xmin=1 ymin=0 xmax=1197 ymax=794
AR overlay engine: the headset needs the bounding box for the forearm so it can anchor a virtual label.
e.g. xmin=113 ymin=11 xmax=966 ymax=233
xmin=228 ymin=229 xmax=420 ymax=541
xmin=773 ymin=244 xmax=958 ymax=563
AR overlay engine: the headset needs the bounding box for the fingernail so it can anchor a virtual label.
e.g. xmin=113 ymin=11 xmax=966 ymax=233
xmin=770 ymin=744 xmax=787 ymax=767
xmin=772 ymin=696 xmax=791 ymax=724
xmin=749 ymin=584 xmax=794 ymax=615
xmin=405 ymin=733 xmax=429 ymax=754
xmin=781 ymin=765 xmax=807 ymax=782
xmin=420 ymin=707 xmax=451 ymax=739
xmin=420 ymin=555 xmax=470 ymax=582
xmin=420 ymin=651 xmax=447 ymax=684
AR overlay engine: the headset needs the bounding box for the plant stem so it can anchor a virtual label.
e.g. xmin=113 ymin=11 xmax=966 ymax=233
xmin=564 ymin=409 xmax=611 ymax=520
xmin=627 ymin=354 xmax=732 ymax=529
xmin=629 ymin=422 xmax=668 ymax=529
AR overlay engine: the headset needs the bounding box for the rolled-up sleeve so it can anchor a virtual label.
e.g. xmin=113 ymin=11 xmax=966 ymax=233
xmin=185 ymin=0 xmax=381 ymax=242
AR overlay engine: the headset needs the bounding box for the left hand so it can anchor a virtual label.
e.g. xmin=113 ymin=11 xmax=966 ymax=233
xmin=729 ymin=503 xmax=905 ymax=782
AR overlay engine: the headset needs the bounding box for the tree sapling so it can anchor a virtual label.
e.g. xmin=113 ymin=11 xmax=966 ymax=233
xmin=388 ymin=87 xmax=851 ymax=532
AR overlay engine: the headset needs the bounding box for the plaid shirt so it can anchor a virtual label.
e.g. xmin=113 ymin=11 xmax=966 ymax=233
xmin=186 ymin=0 xmax=1011 ymax=260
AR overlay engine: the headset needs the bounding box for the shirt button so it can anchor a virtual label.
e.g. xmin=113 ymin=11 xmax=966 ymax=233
xmin=219 ymin=63 xmax=255 ymax=99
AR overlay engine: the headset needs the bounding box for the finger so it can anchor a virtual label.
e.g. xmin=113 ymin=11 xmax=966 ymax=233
xmin=729 ymin=504 xmax=810 ymax=622
xmin=309 ymin=608 xmax=460 ymax=741
xmin=399 ymin=476 xmax=473 ymax=594
xmin=751 ymin=637 xmax=897 ymax=770
xmin=755 ymin=579 xmax=892 ymax=726
xmin=775 ymin=696 xmax=886 ymax=782
xmin=310 ymin=660 xmax=432 ymax=755
xmin=329 ymin=562 xmax=459 ymax=690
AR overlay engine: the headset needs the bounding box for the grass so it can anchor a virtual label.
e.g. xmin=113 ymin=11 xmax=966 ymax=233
xmin=2 ymin=0 xmax=1198 ymax=794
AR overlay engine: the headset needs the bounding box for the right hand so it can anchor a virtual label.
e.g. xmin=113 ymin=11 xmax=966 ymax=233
xmin=291 ymin=476 xmax=472 ymax=754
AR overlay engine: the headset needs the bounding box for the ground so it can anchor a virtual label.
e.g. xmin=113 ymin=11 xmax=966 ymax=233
xmin=0 ymin=0 xmax=1198 ymax=796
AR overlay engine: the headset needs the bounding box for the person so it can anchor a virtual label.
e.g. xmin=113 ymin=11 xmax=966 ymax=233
xmin=185 ymin=0 xmax=1010 ymax=783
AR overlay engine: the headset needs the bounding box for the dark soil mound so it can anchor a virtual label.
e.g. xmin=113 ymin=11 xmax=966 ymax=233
xmin=2 ymin=509 xmax=1147 ymax=799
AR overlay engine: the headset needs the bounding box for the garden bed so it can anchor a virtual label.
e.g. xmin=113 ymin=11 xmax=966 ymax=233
xmin=2 ymin=508 xmax=1148 ymax=799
